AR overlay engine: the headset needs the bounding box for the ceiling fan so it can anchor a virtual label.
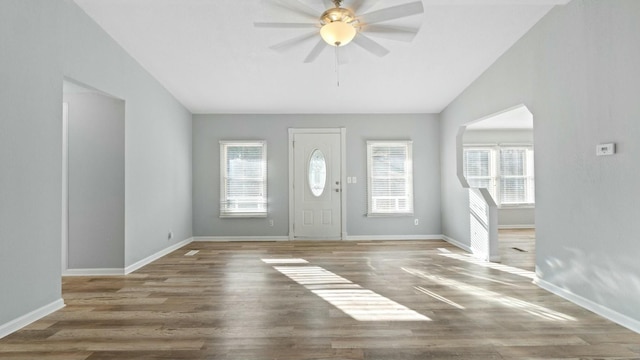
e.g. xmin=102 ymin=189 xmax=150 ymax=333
xmin=255 ymin=0 xmax=425 ymax=63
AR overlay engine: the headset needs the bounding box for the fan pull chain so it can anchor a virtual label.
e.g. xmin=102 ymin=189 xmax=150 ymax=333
xmin=335 ymin=46 xmax=340 ymax=87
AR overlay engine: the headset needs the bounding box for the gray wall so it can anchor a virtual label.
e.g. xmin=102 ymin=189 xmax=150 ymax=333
xmin=0 ymin=0 xmax=192 ymax=327
xmin=64 ymin=93 xmax=125 ymax=269
xmin=497 ymin=208 xmax=534 ymax=229
xmin=0 ymin=0 xmax=64 ymax=329
xmin=193 ymin=114 xmax=441 ymax=238
xmin=463 ymin=129 xmax=535 ymax=228
xmin=441 ymin=0 xmax=640 ymax=325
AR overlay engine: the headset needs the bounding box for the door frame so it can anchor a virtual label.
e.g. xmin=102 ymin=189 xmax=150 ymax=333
xmin=288 ymin=128 xmax=347 ymax=240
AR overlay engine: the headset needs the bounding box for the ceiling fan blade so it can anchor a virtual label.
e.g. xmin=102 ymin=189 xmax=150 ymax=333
xmin=352 ymin=33 xmax=390 ymax=57
xmin=347 ymin=0 xmax=374 ymax=13
xmin=269 ymin=31 xmax=319 ymax=52
xmin=360 ymin=24 xmax=420 ymax=42
xmin=321 ymin=0 xmax=334 ymax=9
xmin=254 ymin=22 xmax=318 ymax=29
xmin=304 ymin=39 xmax=329 ymax=63
xmin=270 ymin=0 xmax=320 ymax=20
xmin=358 ymin=1 xmax=424 ymax=25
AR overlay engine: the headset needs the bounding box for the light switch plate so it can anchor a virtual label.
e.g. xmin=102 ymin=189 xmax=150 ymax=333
xmin=596 ymin=143 xmax=615 ymax=156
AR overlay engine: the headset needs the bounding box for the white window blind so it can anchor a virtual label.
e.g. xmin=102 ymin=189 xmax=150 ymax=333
xmin=367 ymin=141 xmax=413 ymax=216
xmin=463 ymin=145 xmax=534 ymax=206
xmin=500 ymin=147 xmax=534 ymax=205
xmin=463 ymin=148 xmax=496 ymax=199
xmin=220 ymin=141 xmax=267 ymax=218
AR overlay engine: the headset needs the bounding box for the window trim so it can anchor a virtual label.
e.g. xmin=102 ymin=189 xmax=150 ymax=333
xmin=366 ymin=140 xmax=414 ymax=217
xmin=463 ymin=146 xmax=497 ymax=200
xmin=219 ymin=140 xmax=267 ymax=218
xmin=498 ymin=146 xmax=535 ymax=206
xmin=463 ymin=144 xmax=535 ymax=208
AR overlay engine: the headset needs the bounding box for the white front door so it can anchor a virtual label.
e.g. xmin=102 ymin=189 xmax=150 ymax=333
xmin=291 ymin=130 xmax=343 ymax=239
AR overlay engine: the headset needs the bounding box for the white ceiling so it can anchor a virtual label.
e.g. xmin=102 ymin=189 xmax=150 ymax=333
xmin=73 ymin=0 xmax=569 ymax=114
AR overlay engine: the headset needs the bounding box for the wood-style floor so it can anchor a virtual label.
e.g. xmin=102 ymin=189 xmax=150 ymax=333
xmin=2 ymin=230 xmax=639 ymax=359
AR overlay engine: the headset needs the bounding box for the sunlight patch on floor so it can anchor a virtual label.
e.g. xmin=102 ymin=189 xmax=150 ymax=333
xmin=261 ymin=258 xmax=309 ymax=264
xmin=438 ymin=250 xmax=536 ymax=280
xmin=274 ymin=266 xmax=352 ymax=285
xmin=414 ymin=286 xmax=465 ymax=309
xmin=270 ymin=262 xmax=430 ymax=321
xmin=312 ymin=289 xmax=430 ymax=321
xmin=450 ymin=268 xmax=522 ymax=288
xmin=402 ymin=267 xmax=576 ymax=322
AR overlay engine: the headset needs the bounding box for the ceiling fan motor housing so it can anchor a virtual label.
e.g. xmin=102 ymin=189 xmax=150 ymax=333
xmin=320 ymin=7 xmax=356 ymax=25
xmin=320 ymin=6 xmax=357 ymax=46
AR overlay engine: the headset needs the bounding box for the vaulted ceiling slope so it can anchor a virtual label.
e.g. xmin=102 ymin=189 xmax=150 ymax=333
xmin=73 ymin=0 xmax=570 ymax=114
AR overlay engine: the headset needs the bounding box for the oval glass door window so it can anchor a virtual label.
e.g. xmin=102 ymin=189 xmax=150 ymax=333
xmin=308 ymin=149 xmax=327 ymax=197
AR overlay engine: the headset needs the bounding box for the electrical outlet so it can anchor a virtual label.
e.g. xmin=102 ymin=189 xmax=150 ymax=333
xmin=352 ymin=176 xmax=357 ymax=184
xmin=269 ymin=219 xmax=274 ymax=227
xmin=414 ymin=219 xmax=419 ymax=226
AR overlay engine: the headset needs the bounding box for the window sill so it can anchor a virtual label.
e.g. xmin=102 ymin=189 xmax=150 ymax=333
xmin=498 ymin=204 xmax=535 ymax=210
xmin=367 ymin=213 xmax=414 ymax=218
xmin=220 ymin=214 xmax=268 ymax=219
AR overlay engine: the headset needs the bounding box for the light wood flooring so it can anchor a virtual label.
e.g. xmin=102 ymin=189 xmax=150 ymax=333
xmin=499 ymin=229 xmax=536 ymax=271
xmin=1 ymin=233 xmax=639 ymax=359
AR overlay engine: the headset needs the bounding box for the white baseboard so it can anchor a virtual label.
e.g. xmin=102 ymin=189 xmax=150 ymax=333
xmin=194 ymin=235 xmax=447 ymax=242
xmin=345 ymin=235 xmax=444 ymax=241
xmin=442 ymin=235 xmax=472 ymax=253
xmin=63 ymin=238 xmax=194 ymax=276
xmin=125 ymin=237 xmax=194 ymax=274
xmin=0 ymin=299 xmax=65 ymax=339
xmin=194 ymin=236 xmax=289 ymax=242
xmin=63 ymin=268 xmax=125 ymax=276
xmin=498 ymin=224 xmax=535 ymax=229
xmin=535 ymin=276 xmax=640 ymax=334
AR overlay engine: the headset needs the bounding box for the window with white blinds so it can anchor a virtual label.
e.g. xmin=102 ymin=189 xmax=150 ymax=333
xmin=463 ymin=148 xmax=496 ymax=200
xmin=220 ymin=141 xmax=267 ymax=218
xmin=500 ymin=147 xmax=535 ymax=205
xmin=367 ymin=141 xmax=414 ymax=216
xmin=463 ymin=146 xmax=534 ymax=206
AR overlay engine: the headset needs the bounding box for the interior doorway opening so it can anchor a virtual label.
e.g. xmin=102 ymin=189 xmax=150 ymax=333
xmin=457 ymin=105 xmax=536 ymax=268
xmin=62 ymin=79 xmax=125 ymax=275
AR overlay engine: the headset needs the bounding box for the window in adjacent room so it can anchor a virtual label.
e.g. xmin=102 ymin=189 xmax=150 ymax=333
xmin=463 ymin=147 xmax=497 ymax=200
xmin=463 ymin=145 xmax=534 ymax=206
xmin=499 ymin=147 xmax=535 ymax=205
xmin=367 ymin=141 xmax=414 ymax=216
xmin=220 ymin=141 xmax=267 ymax=218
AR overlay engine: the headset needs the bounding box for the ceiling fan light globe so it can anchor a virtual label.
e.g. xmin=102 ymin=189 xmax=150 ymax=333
xmin=320 ymin=21 xmax=356 ymax=47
